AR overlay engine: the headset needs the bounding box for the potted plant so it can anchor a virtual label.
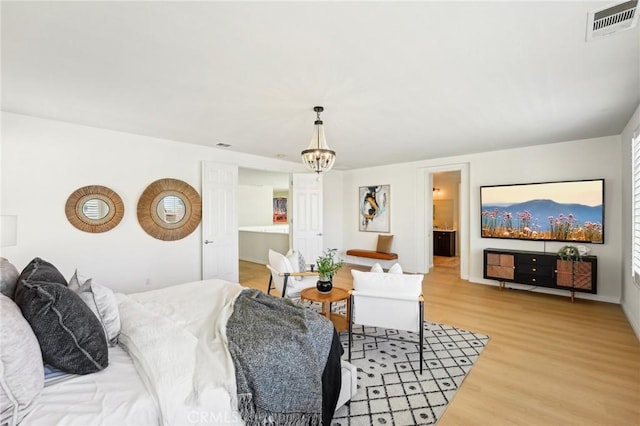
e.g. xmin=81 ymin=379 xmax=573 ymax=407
xmin=557 ymin=244 xmax=583 ymax=262
xmin=315 ymin=248 xmax=344 ymax=293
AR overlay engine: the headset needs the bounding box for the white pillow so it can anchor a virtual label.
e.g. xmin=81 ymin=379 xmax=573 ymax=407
xmin=0 ymin=294 xmax=44 ymax=426
xmin=69 ymin=271 xmax=121 ymax=345
xmin=285 ymin=249 xmax=303 ymax=281
xmin=370 ymin=263 xmax=383 ymax=273
xmin=388 ymin=263 xmax=403 ymax=274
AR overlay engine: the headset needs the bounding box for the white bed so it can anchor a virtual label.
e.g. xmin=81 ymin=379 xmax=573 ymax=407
xmin=20 ymin=345 xmax=159 ymax=426
xmin=13 ymin=278 xmax=246 ymax=426
xmin=7 ymin=277 xmax=352 ymax=426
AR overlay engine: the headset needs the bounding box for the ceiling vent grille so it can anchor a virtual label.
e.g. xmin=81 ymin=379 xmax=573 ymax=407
xmin=587 ymin=0 xmax=638 ymax=41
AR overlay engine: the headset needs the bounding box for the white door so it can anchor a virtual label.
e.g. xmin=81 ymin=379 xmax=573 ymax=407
xmin=202 ymin=161 xmax=238 ymax=282
xmin=291 ymin=173 xmax=323 ymax=264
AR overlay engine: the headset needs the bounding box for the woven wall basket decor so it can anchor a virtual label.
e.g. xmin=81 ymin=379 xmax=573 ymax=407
xmin=65 ymin=185 xmax=124 ymax=233
xmin=137 ymin=178 xmax=202 ymax=241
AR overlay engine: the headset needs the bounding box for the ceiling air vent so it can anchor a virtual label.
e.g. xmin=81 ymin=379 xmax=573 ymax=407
xmin=586 ymin=0 xmax=638 ymax=41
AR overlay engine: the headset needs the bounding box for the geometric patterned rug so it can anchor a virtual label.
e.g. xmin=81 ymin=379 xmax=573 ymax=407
xmin=331 ymin=324 xmax=489 ymax=425
xmin=297 ymin=299 xmax=490 ymax=425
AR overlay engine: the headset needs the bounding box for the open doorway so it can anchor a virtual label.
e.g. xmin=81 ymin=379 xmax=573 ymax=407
xmin=238 ymin=168 xmax=290 ymax=265
xmin=416 ymin=163 xmax=469 ymax=280
xmin=433 ymin=171 xmax=461 ymax=275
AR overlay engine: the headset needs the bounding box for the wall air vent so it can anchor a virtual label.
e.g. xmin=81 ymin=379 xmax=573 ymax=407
xmin=586 ymin=0 xmax=638 ymax=41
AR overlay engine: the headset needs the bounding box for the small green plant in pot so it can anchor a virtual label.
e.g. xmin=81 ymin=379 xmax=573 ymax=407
xmin=315 ymin=248 xmax=344 ymax=293
xmin=556 ymin=245 xmax=583 ymax=262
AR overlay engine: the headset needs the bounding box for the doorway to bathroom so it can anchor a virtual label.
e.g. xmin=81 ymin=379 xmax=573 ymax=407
xmin=416 ymin=163 xmax=469 ymax=279
xmin=432 ymin=171 xmax=461 ymax=276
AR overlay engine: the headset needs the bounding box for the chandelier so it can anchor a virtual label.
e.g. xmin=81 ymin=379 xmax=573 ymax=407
xmin=301 ymin=106 xmax=336 ymax=174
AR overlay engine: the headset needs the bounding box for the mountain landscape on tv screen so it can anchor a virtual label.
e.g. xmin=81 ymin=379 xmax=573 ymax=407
xmin=481 ymin=199 xmax=603 ymax=242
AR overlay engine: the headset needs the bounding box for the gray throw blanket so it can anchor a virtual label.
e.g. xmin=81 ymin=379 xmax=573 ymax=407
xmin=226 ymin=289 xmax=334 ymax=426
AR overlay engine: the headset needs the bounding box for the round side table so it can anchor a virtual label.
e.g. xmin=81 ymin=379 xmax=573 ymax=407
xmin=300 ymin=287 xmax=350 ymax=332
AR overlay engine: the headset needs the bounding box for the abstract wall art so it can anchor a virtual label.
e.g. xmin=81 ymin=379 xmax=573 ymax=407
xmin=359 ymin=185 xmax=390 ymax=232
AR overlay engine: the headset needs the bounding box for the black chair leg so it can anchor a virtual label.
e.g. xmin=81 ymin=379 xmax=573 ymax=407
xmin=348 ymin=294 xmax=354 ymax=362
xmin=267 ymin=275 xmax=273 ymax=295
xmin=281 ymin=274 xmax=289 ymax=298
xmin=419 ymin=299 xmax=424 ymax=375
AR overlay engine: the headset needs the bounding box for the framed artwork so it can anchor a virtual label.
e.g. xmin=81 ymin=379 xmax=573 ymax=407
xmin=359 ymin=185 xmax=390 ymax=232
xmin=273 ymin=197 xmax=287 ymax=223
xmin=480 ymin=179 xmax=604 ymax=243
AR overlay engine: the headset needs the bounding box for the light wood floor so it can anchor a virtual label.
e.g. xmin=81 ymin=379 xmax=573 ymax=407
xmin=240 ymin=258 xmax=640 ymax=426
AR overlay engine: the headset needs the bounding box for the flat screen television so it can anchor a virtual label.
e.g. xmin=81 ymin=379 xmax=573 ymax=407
xmin=480 ymin=179 xmax=604 ymax=244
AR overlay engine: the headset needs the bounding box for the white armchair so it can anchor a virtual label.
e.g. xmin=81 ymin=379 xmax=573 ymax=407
xmin=348 ymin=268 xmax=426 ymax=374
xmin=266 ymin=249 xmax=318 ymax=298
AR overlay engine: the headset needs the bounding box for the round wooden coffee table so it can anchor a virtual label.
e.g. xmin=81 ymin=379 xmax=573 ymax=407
xmin=300 ymin=287 xmax=350 ymax=332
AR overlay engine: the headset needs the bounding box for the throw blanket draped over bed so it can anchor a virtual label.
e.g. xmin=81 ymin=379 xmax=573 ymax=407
xmin=226 ymin=289 xmax=335 ymax=426
xmin=116 ymin=279 xmax=245 ymax=426
xmin=117 ymin=280 xmax=339 ymax=426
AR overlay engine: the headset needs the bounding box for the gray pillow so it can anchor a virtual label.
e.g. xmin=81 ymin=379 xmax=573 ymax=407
xmin=18 ymin=257 xmax=67 ymax=286
xmin=0 ymin=258 xmax=19 ymax=298
xmin=14 ymin=258 xmax=108 ymax=375
xmin=69 ymin=271 xmax=121 ymax=345
xmin=0 ymin=294 xmax=44 ymax=426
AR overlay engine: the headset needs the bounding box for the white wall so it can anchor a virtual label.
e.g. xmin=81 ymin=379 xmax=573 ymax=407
xmin=0 ymin=112 xmax=331 ymax=293
xmin=342 ymin=169 xmax=420 ymax=268
xmin=343 ymin=135 xmax=623 ymax=303
xmin=238 ymin=230 xmax=288 ymax=264
xmin=467 ymin=137 xmax=622 ymax=303
xmin=238 ymin=185 xmax=273 ymax=226
xmin=322 ymin=171 xmax=344 ymax=258
xmin=621 ymin=103 xmax=640 ymax=339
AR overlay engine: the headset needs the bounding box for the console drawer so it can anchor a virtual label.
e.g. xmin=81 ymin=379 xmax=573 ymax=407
xmin=515 ymin=264 xmax=553 ymax=276
xmin=515 ymin=273 xmax=554 ymax=286
xmin=517 ymin=254 xmax=554 ymax=266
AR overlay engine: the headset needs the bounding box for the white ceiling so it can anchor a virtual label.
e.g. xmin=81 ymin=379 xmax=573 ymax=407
xmin=2 ymin=1 xmax=639 ymax=170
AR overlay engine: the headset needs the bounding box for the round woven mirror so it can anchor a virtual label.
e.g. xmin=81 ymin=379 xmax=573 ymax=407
xmin=137 ymin=178 xmax=202 ymax=241
xmin=65 ymin=185 xmax=124 ymax=233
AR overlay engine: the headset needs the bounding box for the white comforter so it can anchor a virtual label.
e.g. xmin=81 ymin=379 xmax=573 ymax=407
xmin=116 ymin=279 xmax=246 ymax=426
xmin=20 ymin=345 xmax=158 ymax=426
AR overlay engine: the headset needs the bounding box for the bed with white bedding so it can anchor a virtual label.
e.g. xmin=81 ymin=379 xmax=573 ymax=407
xmin=1 ymin=257 xmax=344 ymax=426
xmin=116 ymin=278 xmax=246 ymax=426
xmin=20 ymin=345 xmax=159 ymax=426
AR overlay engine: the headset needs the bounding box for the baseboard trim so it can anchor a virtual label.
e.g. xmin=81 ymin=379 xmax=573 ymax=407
xmin=468 ymin=276 xmax=620 ymax=304
xmin=239 ymin=256 xmax=266 ymax=265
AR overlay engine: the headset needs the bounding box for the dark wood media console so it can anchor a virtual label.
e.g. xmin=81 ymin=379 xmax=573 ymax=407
xmin=483 ymin=248 xmax=597 ymax=301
